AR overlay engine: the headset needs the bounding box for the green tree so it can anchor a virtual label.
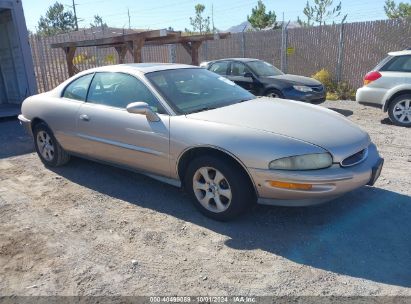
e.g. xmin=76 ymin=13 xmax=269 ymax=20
xmin=298 ymin=0 xmax=342 ymax=27
xmin=186 ymin=4 xmax=211 ymax=34
xmin=384 ymin=0 xmax=411 ymax=19
xmin=90 ymin=15 xmax=107 ymax=29
xmin=247 ymin=0 xmax=279 ymax=30
xmin=37 ymin=2 xmax=76 ymax=36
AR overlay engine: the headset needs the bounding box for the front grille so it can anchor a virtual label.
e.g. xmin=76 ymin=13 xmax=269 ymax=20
xmin=341 ymin=148 xmax=368 ymax=167
xmin=310 ymin=85 xmax=324 ymax=92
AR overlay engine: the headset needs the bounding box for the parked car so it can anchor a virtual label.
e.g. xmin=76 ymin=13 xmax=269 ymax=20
xmin=19 ymin=64 xmax=383 ymax=220
xmin=356 ymin=50 xmax=411 ymax=127
xmin=201 ymin=58 xmax=326 ymax=104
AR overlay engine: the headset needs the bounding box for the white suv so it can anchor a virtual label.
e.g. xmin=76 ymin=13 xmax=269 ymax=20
xmin=356 ymin=50 xmax=411 ymax=127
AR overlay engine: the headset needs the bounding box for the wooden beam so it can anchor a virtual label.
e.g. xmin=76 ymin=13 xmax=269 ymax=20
xmin=50 ymin=29 xmax=176 ymax=49
xmin=63 ymin=46 xmax=76 ymax=77
xmin=145 ymin=32 xmax=230 ymax=46
xmin=181 ymin=41 xmax=202 ymax=66
xmin=114 ymin=45 xmax=127 ymax=64
xmin=132 ymin=38 xmax=145 ymax=63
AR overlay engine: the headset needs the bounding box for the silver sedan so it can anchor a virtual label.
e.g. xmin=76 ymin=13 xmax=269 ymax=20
xmin=19 ymin=64 xmax=384 ymax=220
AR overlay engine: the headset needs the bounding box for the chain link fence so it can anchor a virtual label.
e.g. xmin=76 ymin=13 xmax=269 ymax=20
xmin=29 ymin=19 xmax=411 ymax=93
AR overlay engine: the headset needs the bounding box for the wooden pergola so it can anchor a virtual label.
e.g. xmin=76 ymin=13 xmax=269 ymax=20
xmin=51 ymin=29 xmax=230 ymax=76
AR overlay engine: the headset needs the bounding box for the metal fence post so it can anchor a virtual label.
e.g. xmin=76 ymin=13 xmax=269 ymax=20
xmin=281 ymin=21 xmax=290 ymax=73
xmin=241 ymin=25 xmax=246 ymax=58
xmin=336 ymin=15 xmax=347 ymax=83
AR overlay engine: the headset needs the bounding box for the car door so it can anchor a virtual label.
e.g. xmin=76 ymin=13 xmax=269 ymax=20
xmin=49 ymin=73 xmax=94 ymax=153
xmin=76 ymin=72 xmax=171 ymax=177
xmin=208 ymin=61 xmax=230 ymax=77
xmin=228 ymin=61 xmax=260 ymax=95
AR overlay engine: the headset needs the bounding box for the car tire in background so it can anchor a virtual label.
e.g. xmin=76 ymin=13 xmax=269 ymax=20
xmin=33 ymin=122 xmax=71 ymax=167
xmin=265 ymin=89 xmax=283 ymax=98
xmin=184 ymin=155 xmax=255 ymax=221
xmin=388 ymin=94 xmax=411 ymax=127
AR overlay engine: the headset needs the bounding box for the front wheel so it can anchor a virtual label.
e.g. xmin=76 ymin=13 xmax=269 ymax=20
xmin=265 ymin=89 xmax=283 ymax=98
xmin=33 ymin=122 xmax=70 ymax=166
xmin=388 ymin=94 xmax=411 ymax=127
xmin=185 ymin=156 xmax=254 ymax=221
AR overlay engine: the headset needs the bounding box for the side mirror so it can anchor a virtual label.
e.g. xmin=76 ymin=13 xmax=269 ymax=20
xmin=243 ymin=72 xmax=254 ymax=78
xmin=126 ymin=102 xmax=160 ymax=122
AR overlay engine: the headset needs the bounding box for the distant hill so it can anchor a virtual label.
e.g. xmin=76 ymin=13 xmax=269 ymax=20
xmin=226 ymin=21 xmax=301 ymax=33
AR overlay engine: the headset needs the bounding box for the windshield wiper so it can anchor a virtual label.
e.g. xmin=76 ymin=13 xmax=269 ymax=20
xmin=188 ymin=106 xmax=216 ymax=114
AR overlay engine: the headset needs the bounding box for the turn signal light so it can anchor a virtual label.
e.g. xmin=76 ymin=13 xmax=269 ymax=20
xmin=268 ymin=180 xmax=313 ymax=190
xmin=363 ymin=71 xmax=382 ymax=85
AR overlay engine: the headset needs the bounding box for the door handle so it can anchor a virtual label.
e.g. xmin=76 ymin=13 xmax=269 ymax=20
xmin=79 ymin=114 xmax=90 ymax=121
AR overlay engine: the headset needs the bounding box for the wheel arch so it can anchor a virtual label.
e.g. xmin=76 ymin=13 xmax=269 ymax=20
xmin=263 ymin=86 xmax=283 ymax=97
xmin=177 ymin=145 xmax=257 ymax=197
xmin=383 ymin=90 xmax=411 ymax=112
xmin=31 ymin=117 xmax=47 ymax=132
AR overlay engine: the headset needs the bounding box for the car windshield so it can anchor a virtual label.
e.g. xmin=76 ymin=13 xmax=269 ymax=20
xmin=145 ymin=68 xmax=255 ymax=114
xmin=247 ymin=60 xmax=284 ymax=77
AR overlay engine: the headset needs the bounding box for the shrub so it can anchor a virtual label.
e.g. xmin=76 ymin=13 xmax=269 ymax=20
xmin=335 ymin=81 xmax=356 ymax=100
xmin=311 ymin=69 xmax=335 ymax=92
xmin=312 ymin=69 xmax=356 ymax=101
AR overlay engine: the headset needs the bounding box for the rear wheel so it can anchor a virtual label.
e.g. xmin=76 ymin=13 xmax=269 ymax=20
xmin=33 ymin=122 xmax=70 ymax=166
xmin=388 ymin=94 xmax=411 ymax=127
xmin=185 ymin=156 xmax=254 ymax=221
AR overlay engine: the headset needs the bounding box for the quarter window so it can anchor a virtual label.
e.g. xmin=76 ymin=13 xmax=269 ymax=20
xmin=63 ymin=74 xmax=93 ymax=101
xmin=87 ymin=72 xmax=166 ymax=113
xmin=381 ymin=55 xmax=411 ymax=72
xmin=210 ymin=61 xmax=229 ymax=75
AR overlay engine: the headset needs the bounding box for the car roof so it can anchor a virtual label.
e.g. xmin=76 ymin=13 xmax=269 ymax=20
xmin=388 ymin=50 xmax=411 ymax=56
xmin=210 ymin=58 xmax=260 ymax=63
xmin=84 ymin=63 xmax=198 ymax=74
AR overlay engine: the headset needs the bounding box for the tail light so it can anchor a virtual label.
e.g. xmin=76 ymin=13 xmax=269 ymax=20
xmin=364 ymin=71 xmax=382 ymax=85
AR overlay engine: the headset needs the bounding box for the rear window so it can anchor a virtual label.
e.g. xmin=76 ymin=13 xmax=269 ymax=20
xmin=380 ymin=55 xmax=411 ymax=72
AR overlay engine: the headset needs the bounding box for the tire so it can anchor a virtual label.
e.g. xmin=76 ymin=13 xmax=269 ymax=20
xmin=388 ymin=94 xmax=411 ymax=127
xmin=33 ymin=122 xmax=70 ymax=167
xmin=184 ymin=155 xmax=255 ymax=221
xmin=265 ymin=89 xmax=283 ymax=98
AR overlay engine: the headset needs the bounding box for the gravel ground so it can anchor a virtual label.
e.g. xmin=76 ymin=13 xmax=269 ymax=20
xmin=0 ymin=100 xmax=410 ymax=296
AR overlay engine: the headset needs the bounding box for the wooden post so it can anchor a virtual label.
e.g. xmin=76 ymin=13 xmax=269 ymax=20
xmin=131 ymin=38 xmax=145 ymax=63
xmin=181 ymin=41 xmax=202 ymax=66
xmin=115 ymin=45 xmax=127 ymax=64
xmin=63 ymin=46 xmax=76 ymax=77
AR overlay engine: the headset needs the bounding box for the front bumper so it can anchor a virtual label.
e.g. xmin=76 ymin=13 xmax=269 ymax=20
xmin=283 ymin=88 xmax=326 ymax=104
xmin=18 ymin=114 xmax=32 ymax=136
xmin=249 ymin=143 xmax=383 ymax=206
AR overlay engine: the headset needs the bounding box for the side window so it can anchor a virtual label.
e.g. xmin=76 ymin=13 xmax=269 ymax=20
xmin=230 ymin=62 xmax=251 ymax=76
xmin=209 ymin=61 xmax=229 ymax=75
xmin=63 ymin=74 xmax=94 ymax=101
xmin=87 ymin=72 xmax=166 ymax=114
xmin=381 ymin=55 xmax=411 ymax=72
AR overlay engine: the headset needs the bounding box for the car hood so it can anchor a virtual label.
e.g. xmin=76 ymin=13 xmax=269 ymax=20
xmin=186 ymin=98 xmax=370 ymax=162
xmin=262 ymin=74 xmax=322 ymax=86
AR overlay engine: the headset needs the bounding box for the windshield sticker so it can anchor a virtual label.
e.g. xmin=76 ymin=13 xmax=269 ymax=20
xmin=218 ymin=77 xmax=235 ymax=86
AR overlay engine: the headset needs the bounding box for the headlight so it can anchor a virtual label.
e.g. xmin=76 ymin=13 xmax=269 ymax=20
xmin=269 ymin=153 xmax=333 ymax=170
xmin=293 ymin=85 xmax=313 ymax=92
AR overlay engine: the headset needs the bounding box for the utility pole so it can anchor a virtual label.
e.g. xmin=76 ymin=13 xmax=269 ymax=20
xmin=72 ymin=0 xmax=78 ymax=31
xmin=127 ymin=8 xmax=131 ymax=29
xmin=211 ymin=4 xmax=215 ymax=33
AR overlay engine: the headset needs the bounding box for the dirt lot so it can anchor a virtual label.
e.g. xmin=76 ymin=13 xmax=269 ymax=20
xmin=0 ymin=100 xmax=410 ymax=296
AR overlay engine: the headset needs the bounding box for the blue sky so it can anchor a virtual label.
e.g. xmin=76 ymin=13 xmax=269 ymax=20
xmin=23 ymin=0 xmax=389 ymax=32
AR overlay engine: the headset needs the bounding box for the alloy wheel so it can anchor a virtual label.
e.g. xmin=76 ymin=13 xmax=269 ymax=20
xmin=36 ymin=130 xmax=55 ymax=161
xmin=192 ymin=166 xmax=232 ymax=213
xmin=392 ymin=99 xmax=411 ymax=124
